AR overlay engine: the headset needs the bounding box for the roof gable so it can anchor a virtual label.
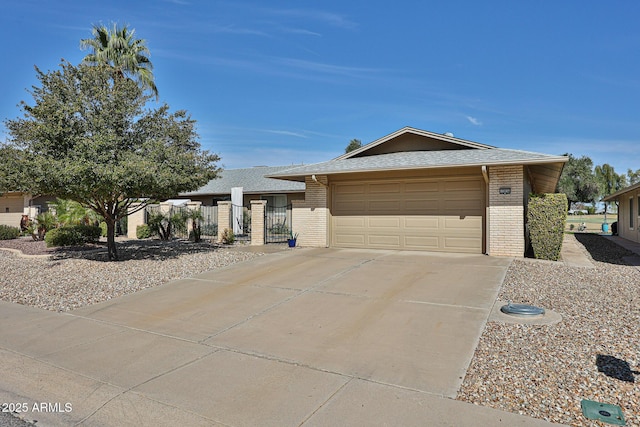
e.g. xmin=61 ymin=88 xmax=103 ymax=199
xmin=336 ymin=127 xmax=494 ymax=160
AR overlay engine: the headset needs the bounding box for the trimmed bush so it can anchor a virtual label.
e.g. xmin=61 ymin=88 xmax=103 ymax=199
xmin=136 ymin=224 xmax=151 ymax=239
xmin=99 ymin=222 xmax=108 ymax=237
xmin=528 ymin=193 xmax=568 ymax=261
xmin=0 ymin=225 xmax=20 ymax=240
xmin=45 ymin=227 xmax=83 ymax=247
xmin=74 ymin=224 xmax=101 ymax=243
xmin=44 ymin=225 xmax=101 ymax=247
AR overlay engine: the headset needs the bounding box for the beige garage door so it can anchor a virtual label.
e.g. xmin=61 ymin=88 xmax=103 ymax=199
xmin=331 ymin=176 xmax=484 ymax=253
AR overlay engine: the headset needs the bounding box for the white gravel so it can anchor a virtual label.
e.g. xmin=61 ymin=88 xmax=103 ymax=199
xmin=0 ymin=239 xmax=263 ymax=312
xmin=457 ymin=233 xmax=640 ymax=426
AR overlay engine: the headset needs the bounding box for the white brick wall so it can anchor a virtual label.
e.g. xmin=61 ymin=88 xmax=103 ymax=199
xmin=488 ymin=165 xmax=525 ymax=257
xmin=291 ymin=175 xmax=328 ymax=247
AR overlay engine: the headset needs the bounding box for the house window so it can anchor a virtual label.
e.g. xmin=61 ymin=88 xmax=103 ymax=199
xmin=4 ymin=207 xmax=8 ymax=213
xmin=630 ymin=197 xmax=635 ymax=229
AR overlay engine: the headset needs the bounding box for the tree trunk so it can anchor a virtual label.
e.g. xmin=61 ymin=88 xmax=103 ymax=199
xmin=105 ymin=216 xmax=118 ymax=261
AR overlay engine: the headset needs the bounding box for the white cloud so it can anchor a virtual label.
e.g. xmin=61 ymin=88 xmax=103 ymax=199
xmin=261 ymin=129 xmax=309 ymax=138
xmin=466 ymin=116 xmax=482 ymax=126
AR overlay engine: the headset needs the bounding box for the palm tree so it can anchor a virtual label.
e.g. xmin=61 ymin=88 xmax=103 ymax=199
xmin=80 ymin=23 xmax=158 ymax=98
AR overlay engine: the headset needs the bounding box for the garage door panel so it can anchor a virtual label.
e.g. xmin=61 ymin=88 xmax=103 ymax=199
xmin=404 ymin=236 xmax=440 ymax=249
xmin=405 ymin=181 xmax=439 ymax=192
xmin=368 ymin=234 xmax=401 ymax=247
xmin=369 ymin=217 xmax=401 ymax=229
xmin=443 ymin=216 xmax=482 ymax=230
xmin=404 ymin=216 xmax=440 ymax=229
xmin=443 ymin=179 xmax=483 ymax=192
xmin=334 ymin=233 xmax=366 ymax=246
xmin=334 ymin=216 xmax=366 ymax=228
xmin=335 ymin=183 xmax=366 ymax=195
xmin=369 ymin=182 xmax=402 ymax=194
xmin=443 ymin=237 xmax=483 ymax=252
xmin=369 ymin=200 xmax=402 ymax=212
xmin=335 ymin=200 xmax=368 ymax=212
xmin=332 ymin=176 xmax=484 ymax=253
xmin=405 ymin=198 xmax=440 ymax=211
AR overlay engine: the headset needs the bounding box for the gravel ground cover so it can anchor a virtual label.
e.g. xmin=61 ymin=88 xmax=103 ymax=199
xmin=0 ymin=237 xmax=263 ymax=312
xmin=458 ymin=233 xmax=640 ymax=426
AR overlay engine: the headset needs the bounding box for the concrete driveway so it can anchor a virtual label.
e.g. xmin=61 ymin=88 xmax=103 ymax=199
xmin=0 ymin=248 xmax=559 ymax=426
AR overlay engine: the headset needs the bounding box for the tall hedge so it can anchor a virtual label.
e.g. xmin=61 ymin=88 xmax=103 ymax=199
xmin=527 ymin=193 xmax=568 ymax=261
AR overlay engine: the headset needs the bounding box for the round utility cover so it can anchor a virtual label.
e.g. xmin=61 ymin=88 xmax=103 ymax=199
xmin=500 ymin=303 xmax=545 ymax=316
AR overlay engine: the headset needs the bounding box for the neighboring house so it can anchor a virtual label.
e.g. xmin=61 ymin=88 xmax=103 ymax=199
xmin=268 ymin=127 xmax=567 ymax=257
xmin=603 ymin=182 xmax=640 ymax=244
xmin=0 ymin=192 xmax=55 ymax=228
xmin=180 ymin=165 xmax=306 ymax=208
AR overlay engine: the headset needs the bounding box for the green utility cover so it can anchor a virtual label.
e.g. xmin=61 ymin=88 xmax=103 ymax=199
xmin=581 ymin=399 xmax=626 ymax=425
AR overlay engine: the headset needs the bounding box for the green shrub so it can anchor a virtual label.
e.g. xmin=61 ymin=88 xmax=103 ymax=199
xmin=0 ymin=225 xmax=20 ymax=240
xmin=99 ymin=222 xmax=108 ymax=237
xmin=221 ymin=228 xmax=235 ymax=244
xmin=44 ymin=225 xmax=101 ymax=247
xmin=45 ymin=227 xmax=83 ymax=247
xmin=528 ymin=193 xmax=568 ymax=261
xmin=136 ymin=224 xmax=151 ymax=239
xmin=73 ymin=224 xmax=101 ymax=243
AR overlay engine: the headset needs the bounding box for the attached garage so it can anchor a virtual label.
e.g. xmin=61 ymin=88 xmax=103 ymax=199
xmin=267 ymin=127 xmax=567 ymax=257
xmin=331 ymin=174 xmax=484 ymax=253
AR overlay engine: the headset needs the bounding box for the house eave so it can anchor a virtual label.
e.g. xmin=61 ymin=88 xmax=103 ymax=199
xmin=603 ymin=182 xmax=640 ymax=202
xmin=267 ymin=156 xmax=568 ymax=182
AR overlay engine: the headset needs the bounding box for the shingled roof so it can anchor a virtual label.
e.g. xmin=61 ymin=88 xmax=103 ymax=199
xmin=267 ymin=149 xmax=566 ymax=179
xmin=266 ymin=127 xmax=567 ymax=194
xmin=181 ymin=165 xmax=305 ymax=196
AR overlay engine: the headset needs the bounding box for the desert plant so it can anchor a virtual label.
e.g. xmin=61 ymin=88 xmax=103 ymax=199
xmin=528 ymin=193 xmax=568 ymax=261
xmin=220 ymin=228 xmax=235 ymax=244
xmin=136 ymin=224 xmax=152 ymax=239
xmin=28 ymin=211 xmax=58 ymax=241
xmin=186 ymin=208 xmax=204 ymax=242
xmin=146 ymin=209 xmax=188 ymax=240
xmin=0 ymin=225 xmax=20 ymax=240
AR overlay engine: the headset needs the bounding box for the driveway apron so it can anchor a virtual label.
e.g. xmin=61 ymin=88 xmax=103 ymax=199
xmin=0 ymin=248 xmax=559 ymax=426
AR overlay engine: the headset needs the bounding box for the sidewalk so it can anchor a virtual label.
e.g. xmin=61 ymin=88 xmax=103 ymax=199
xmin=561 ymin=234 xmax=595 ymax=268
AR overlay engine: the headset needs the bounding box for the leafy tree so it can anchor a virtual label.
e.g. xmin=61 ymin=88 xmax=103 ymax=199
xmin=80 ymin=23 xmax=158 ymax=99
xmin=0 ymin=145 xmax=27 ymax=195
xmin=345 ymin=138 xmax=362 ymax=153
xmin=556 ymin=154 xmax=600 ymax=209
xmin=2 ymin=61 xmax=219 ymax=260
xmin=628 ymin=168 xmax=640 ymax=186
xmin=594 ymin=163 xmax=626 ymax=213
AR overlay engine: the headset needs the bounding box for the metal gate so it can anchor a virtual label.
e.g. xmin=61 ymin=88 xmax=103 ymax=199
xmin=231 ymin=203 xmax=251 ymax=242
xmin=265 ymin=204 xmax=291 ymax=243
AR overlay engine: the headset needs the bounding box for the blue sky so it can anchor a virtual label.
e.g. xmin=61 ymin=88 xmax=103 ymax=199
xmin=2 ymin=1 xmax=640 ymax=176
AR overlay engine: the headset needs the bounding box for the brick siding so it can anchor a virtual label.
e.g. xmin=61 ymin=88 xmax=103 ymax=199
xmin=291 ymin=175 xmax=329 ymax=247
xmin=488 ymin=165 xmax=525 ymax=256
